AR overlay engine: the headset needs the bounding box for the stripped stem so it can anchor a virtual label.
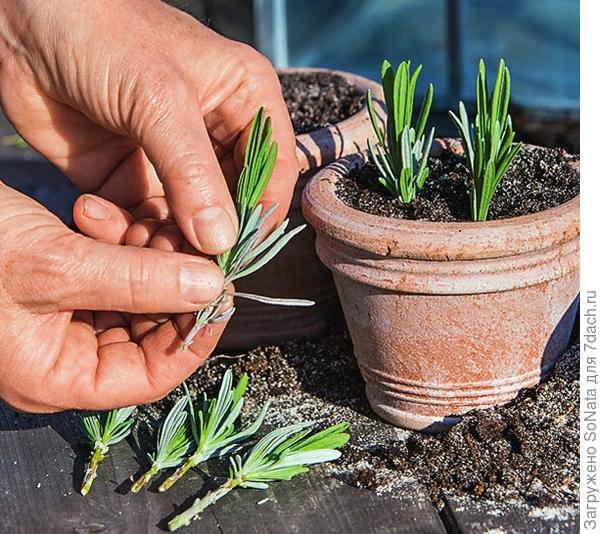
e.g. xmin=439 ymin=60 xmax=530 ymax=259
xmin=81 ymin=445 xmax=106 ymax=496
xmin=159 ymin=456 xmax=197 ymax=492
xmin=130 ymin=464 xmax=159 ymax=493
xmin=168 ymin=479 xmax=238 ymax=531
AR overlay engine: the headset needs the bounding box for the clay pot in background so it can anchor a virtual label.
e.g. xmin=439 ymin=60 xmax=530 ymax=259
xmin=302 ymin=142 xmax=579 ymax=432
xmin=218 ymin=68 xmax=384 ymax=351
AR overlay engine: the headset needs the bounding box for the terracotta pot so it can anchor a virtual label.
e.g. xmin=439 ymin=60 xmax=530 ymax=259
xmin=218 ymin=68 xmax=385 ymax=350
xmin=302 ymin=141 xmax=580 ymax=432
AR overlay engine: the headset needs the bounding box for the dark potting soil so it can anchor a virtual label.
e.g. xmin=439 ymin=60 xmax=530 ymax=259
xmin=148 ymin=329 xmax=579 ymax=512
xmin=374 ymin=342 xmax=580 ymax=509
xmin=336 ymin=145 xmax=580 ymax=221
xmin=279 ymin=72 xmax=364 ymax=135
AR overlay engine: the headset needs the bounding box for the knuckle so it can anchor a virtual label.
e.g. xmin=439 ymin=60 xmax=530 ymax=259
xmin=126 ymin=61 xmax=188 ymax=138
xmin=233 ymin=44 xmax=279 ymax=87
xmin=234 ymin=42 xmax=266 ymax=64
xmin=125 ymin=251 xmax=155 ymax=310
xmin=1 ymin=229 xmax=73 ymax=310
xmin=248 ymin=48 xmax=275 ymax=74
xmin=249 ymin=55 xmax=280 ymax=87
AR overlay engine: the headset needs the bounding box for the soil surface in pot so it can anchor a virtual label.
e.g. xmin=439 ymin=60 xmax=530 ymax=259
xmin=279 ymin=72 xmax=364 ymax=135
xmin=147 ymin=327 xmax=579 ymax=513
xmin=336 ymin=145 xmax=579 ymax=221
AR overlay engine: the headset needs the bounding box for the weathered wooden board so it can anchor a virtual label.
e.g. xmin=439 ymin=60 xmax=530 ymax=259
xmin=441 ymin=494 xmax=579 ymax=534
xmin=0 ymin=403 xmax=446 ymax=534
xmin=0 ymin=406 xmax=221 ymax=533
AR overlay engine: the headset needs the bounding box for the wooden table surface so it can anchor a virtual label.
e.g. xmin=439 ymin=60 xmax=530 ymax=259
xmin=0 ymin=116 xmax=579 ymax=534
xmin=0 ymin=404 xmax=579 ymax=534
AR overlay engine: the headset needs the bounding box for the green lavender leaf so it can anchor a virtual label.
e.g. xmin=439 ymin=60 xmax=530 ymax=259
xmin=230 ymin=223 xmax=306 ymax=281
xmin=151 ymin=397 xmax=192 ymax=468
xmin=366 ymin=59 xmax=435 ymax=204
xmin=449 ymin=59 xmax=522 ymax=221
xmin=81 ymin=406 xmax=136 ymax=449
xmin=366 ymin=90 xmax=385 ymax=145
xmin=234 ymin=292 xmax=314 ymax=307
xmin=167 ymin=422 xmax=350 ymax=530
xmin=158 ymin=370 xmax=269 ymax=492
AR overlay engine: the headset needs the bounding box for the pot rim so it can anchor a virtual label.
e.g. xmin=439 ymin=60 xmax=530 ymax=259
xmin=302 ymin=142 xmax=580 ymax=261
xmin=277 ymin=67 xmax=384 ymax=173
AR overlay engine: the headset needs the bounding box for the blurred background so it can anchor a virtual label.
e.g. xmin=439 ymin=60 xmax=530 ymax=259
xmin=1 ymin=0 xmax=580 ymax=223
xmin=180 ymin=0 xmax=579 ymax=110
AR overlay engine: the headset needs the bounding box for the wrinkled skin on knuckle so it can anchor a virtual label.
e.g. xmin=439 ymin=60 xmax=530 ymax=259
xmin=166 ymin=156 xmax=226 ymax=201
xmin=123 ymin=249 xmax=158 ymax=311
xmin=236 ymin=46 xmax=281 ymax=101
xmin=0 ymin=224 xmax=70 ymax=311
xmin=235 ymin=43 xmax=274 ymax=74
xmin=126 ymin=61 xmax=188 ymax=141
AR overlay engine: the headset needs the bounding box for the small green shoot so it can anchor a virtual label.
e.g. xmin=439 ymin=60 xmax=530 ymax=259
xmin=367 ymin=59 xmax=435 ymax=203
xmin=158 ymin=370 xmax=269 ymax=492
xmin=130 ymin=396 xmax=193 ymax=493
xmin=167 ymin=422 xmax=350 ymax=530
xmin=80 ymin=406 xmax=136 ymax=495
xmin=449 ymin=58 xmax=522 ymax=221
xmin=181 ymin=108 xmax=313 ymax=350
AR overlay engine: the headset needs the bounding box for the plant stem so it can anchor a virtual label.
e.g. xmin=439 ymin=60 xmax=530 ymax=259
xmin=168 ymin=479 xmax=239 ymax=531
xmin=180 ymin=293 xmax=229 ymax=351
xmin=130 ymin=464 xmax=159 ymax=493
xmin=81 ymin=446 xmax=105 ymax=496
xmin=159 ymin=456 xmax=198 ymax=492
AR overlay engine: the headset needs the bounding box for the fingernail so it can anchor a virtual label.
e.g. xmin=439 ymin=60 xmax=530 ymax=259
xmin=192 ymin=207 xmax=237 ymax=254
xmin=179 ymin=262 xmax=224 ymax=304
xmin=82 ymin=196 xmax=109 ymax=221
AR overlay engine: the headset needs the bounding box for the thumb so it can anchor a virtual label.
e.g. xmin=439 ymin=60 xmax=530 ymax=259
xmin=133 ymin=80 xmax=239 ymax=256
xmin=16 ymin=228 xmax=224 ymax=314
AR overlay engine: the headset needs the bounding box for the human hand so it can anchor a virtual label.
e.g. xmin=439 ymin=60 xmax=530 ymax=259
xmin=0 ymin=0 xmax=297 ymax=254
xmin=0 ymin=183 xmax=230 ymax=413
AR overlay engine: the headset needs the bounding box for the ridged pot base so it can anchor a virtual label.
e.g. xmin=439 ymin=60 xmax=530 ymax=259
xmin=363 ymin=335 xmax=568 ymax=432
xmin=366 ymin=386 xmax=461 ymax=433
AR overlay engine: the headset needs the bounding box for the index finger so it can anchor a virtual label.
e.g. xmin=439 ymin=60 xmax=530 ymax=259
xmin=204 ymin=56 xmax=298 ymax=230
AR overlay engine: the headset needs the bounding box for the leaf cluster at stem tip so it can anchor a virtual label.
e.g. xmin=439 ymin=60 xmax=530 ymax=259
xmin=80 ymin=406 xmax=136 ymax=495
xmin=81 ymin=406 xmax=136 ymax=451
xmin=156 ymin=369 xmax=269 ymax=492
xmin=130 ymin=396 xmax=193 ymax=493
xmin=228 ymin=421 xmax=350 ymax=488
xmin=180 ymin=107 xmax=313 ymax=351
xmin=367 ymin=59 xmax=435 ymax=203
xmin=77 ymin=371 xmax=350 ymax=530
xmin=449 ymin=58 xmax=522 ymax=221
xmin=167 ymin=421 xmax=350 ymax=530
